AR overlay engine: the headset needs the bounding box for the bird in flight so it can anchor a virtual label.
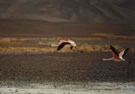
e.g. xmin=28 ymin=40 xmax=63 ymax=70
xmin=102 ymin=45 xmax=129 ymax=63
xmin=56 ymin=40 xmax=77 ymax=51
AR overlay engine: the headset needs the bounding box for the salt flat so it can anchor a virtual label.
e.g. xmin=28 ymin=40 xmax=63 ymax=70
xmin=0 ymin=82 xmax=135 ymax=94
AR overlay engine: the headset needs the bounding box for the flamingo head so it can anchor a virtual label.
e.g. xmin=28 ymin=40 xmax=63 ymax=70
xmin=119 ymin=56 xmax=125 ymax=61
xmin=68 ymin=40 xmax=77 ymax=47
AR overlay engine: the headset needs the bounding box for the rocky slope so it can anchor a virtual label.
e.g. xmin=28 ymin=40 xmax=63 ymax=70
xmin=0 ymin=0 xmax=135 ymax=23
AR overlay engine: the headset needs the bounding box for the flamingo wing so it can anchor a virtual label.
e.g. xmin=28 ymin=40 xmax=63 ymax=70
xmin=110 ymin=45 xmax=119 ymax=57
xmin=119 ymin=48 xmax=129 ymax=57
xmin=57 ymin=42 xmax=70 ymax=51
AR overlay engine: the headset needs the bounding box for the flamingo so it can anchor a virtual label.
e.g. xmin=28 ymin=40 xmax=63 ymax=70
xmin=102 ymin=45 xmax=129 ymax=63
xmin=51 ymin=40 xmax=77 ymax=51
xmin=57 ymin=40 xmax=77 ymax=51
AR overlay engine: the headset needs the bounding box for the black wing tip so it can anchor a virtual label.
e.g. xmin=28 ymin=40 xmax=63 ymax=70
xmin=110 ymin=45 xmax=115 ymax=50
xmin=126 ymin=48 xmax=129 ymax=50
xmin=123 ymin=48 xmax=129 ymax=57
xmin=124 ymin=48 xmax=129 ymax=53
xmin=57 ymin=48 xmax=60 ymax=51
xmin=57 ymin=42 xmax=67 ymax=51
xmin=57 ymin=46 xmax=62 ymax=51
xmin=125 ymin=47 xmax=129 ymax=52
xmin=110 ymin=45 xmax=113 ymax=48
xmin=109 ymin=45 xmax=119 ymax=56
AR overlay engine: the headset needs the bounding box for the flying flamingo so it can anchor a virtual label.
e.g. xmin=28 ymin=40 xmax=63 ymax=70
xmin=102 ymin=45 xmax=129 ymax=63
xmin=51 ymin=40 xmax=77 ymax=51
xmin=57 ymin=40 xmax=77 ymax=51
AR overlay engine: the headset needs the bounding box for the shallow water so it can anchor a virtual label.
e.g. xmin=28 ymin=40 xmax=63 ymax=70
xmin=0 ymin=82 xmax=135 ymax=94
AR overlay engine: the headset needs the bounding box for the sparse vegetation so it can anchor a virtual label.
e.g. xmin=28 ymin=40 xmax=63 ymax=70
xmin=0 ymin=44 xmax=134 ymax=53
xmin=0 ymin=37 xmax=134 ymax=53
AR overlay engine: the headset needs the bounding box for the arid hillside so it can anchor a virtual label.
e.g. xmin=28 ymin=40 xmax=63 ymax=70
xmin=0 ymin=0 xmax=135 ymax=23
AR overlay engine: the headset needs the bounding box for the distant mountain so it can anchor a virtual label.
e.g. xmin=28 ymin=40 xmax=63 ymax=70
xmin=0 ymin=0 xmax=135 ymax=23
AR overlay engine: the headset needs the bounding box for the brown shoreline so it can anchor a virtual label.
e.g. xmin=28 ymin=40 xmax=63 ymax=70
xmin=0 ymin=52 xmax=134 ymax=82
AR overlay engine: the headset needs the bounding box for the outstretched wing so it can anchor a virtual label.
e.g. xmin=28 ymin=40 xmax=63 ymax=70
xmin=110 ymin=45 xmax=119 ymax=57
xmin=57 ymin=42 xmax=69 ymax=51
xmin=119 ymin=48 xmax=129 ymax=57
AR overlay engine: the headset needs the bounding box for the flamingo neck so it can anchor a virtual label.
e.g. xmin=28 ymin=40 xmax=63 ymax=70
xmin=102 ymin=57 xmax=113 ymax=61
xmin=51 ymin=44 xmax=58 ymax=47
